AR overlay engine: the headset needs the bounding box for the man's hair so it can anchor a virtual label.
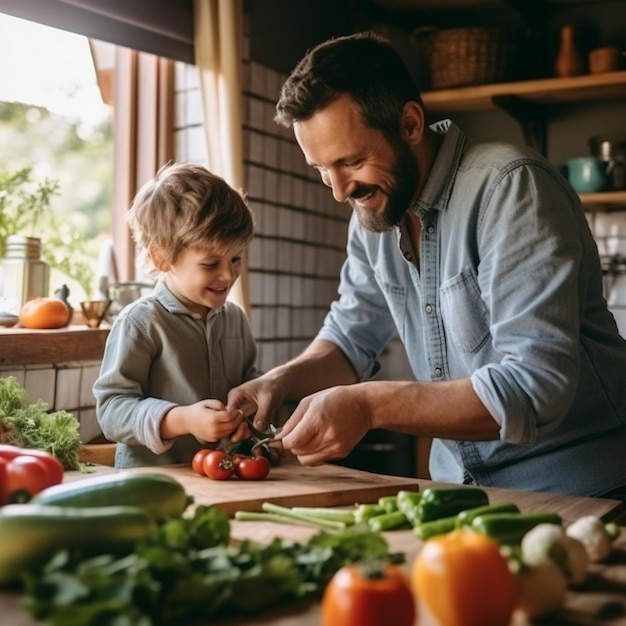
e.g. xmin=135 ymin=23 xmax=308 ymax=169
xmin=127 ymin=162 xmax=253 ymax=273
xmin=274 ymin=31 xmax=422 ymax=142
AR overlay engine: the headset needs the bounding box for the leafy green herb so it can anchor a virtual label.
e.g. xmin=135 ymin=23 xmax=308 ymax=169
xmin=20 ymin=505 xmax=400 ymax=625
xmin=0 ymin=376 xmax=82 ymax=470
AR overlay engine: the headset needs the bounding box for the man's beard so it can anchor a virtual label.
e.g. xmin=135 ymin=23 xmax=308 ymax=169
xmin=349 ymin=142 xmax=419 ymax=233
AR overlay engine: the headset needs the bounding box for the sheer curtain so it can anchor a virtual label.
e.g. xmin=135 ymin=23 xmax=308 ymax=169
xmin=193 ymin=0 xmax=249 ymax=315
xmin=111 ymin=49 xmax=175 ymax=281
xmin=90 ymin=38 xmax=176 ymax=283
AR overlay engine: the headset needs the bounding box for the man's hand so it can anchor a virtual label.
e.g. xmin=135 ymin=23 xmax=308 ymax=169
xmin=227 ymin=374 xmax=286 ymax=432
xmin=274 ymin=385 xmax=372 ymax=466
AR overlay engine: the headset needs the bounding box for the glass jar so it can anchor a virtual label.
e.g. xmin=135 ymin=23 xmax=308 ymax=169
xmin=0 ymin=235 xmax=50 ymax=314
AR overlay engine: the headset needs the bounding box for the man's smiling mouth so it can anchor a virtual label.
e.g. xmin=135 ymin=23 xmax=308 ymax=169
xmin=351 ymin=185 xmax=378 ymax=202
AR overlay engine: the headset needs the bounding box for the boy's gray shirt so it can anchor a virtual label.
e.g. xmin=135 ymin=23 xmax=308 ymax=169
xmin=94 ymin=280 xmax=260 ymax=468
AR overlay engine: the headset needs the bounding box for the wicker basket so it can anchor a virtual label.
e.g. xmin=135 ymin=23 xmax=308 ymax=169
xmin=414 ymin=26 xmax=520 ymax=90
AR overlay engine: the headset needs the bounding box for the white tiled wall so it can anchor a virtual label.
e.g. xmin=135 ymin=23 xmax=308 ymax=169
xmin=0 ymin=361 xmax=104 ymax=443
xmin=589 ymin=210 xmax=626 ymax=337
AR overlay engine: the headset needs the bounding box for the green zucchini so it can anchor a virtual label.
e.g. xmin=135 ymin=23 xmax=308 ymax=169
xmin=455 ymin=502 xmax=521 ymax=528
xmin=0 ymin=503 xmax=154 ymax=586
xmin=30 ymin=471 xmax=192 ymax=519
xmin=471 ymin=511 xmax=563 ymax=545
xmin=416 ymin=487 xmax=489 ymax=523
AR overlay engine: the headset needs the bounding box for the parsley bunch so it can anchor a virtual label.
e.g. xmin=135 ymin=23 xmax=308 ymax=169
xmin=21 ymin=505 xmax=400 ymax=625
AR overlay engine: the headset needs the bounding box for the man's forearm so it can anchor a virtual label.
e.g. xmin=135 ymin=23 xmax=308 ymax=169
xmin=361 ymin=377 xmax=500 ymax=441
xmin=270 ymin=338 xmax=359 ymax=401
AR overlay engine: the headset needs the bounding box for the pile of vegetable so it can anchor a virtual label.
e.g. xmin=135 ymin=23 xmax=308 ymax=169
xmin=0 ymin=471 xmax=402 ymax=625
xmin=0 ymin=376 xmax=82 ymax=471
xmin=2 ymin=460 xmax=623 ymax=626
xmin=236 ymin=485 xmax=622 ymax=623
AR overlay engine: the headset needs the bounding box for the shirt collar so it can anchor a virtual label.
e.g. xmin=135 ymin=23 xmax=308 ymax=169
xmin=410 ymin=119 xmax=466 ymax=217
xmin=153 ymin=280 xmax=222 ymax=318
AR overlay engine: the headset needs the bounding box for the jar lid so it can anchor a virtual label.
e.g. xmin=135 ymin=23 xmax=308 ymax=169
xmin=5 ymin=235 xmax=42 ymax=259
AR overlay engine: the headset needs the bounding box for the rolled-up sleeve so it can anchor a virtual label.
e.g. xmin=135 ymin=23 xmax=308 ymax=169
xmin=469 ymin=162 xmax=584 ymax=444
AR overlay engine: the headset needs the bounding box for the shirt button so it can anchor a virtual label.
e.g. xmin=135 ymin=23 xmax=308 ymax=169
xmin=425 ymin=304 xmax=434 ymax=314
xmin=427 ymin=225 xmax=435 ymax=234
xmin=434 ymin=367 xmax=443 ymax=377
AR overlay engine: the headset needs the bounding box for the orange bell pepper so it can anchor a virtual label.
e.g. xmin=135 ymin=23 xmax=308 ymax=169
xmin=411 ymin=529 xmax=518 ymax=626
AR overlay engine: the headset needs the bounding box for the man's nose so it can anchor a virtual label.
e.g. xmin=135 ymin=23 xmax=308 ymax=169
xmin=325 ymin=170 xmax=355 ymax=203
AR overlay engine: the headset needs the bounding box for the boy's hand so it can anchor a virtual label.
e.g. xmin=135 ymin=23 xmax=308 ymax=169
xmin=161 ymin=400 xmax=245 ymax=442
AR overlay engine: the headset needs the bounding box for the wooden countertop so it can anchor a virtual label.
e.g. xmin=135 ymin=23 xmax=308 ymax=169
xmin=2 ymin=462 xmax=626 ymax=626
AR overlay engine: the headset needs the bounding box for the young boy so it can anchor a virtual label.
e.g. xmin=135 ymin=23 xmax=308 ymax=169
xmin=93 ymin=162 xmax=259 ymax=468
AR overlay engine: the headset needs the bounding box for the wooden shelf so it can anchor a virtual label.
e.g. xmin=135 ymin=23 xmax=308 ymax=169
xmin=579 ymin=190 xmax=626 ymax=212
xmin=422 ymin=71 xmax=626 ymax=112
xmin=0 ymin=325 xmax=110 ymax=366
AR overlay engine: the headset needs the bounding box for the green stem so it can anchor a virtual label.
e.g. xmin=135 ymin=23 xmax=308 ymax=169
xmin=290 ymin=507 xmax=355 ymax=525
xmin=261 ymin=502 xmax=347 ymax=531
xmin=234 ymin=509 xmax=344 ymax=530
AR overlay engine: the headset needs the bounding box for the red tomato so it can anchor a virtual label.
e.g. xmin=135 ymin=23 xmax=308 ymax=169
xmin=191 ymin=448 xmax=212 ymax=476
xmin=234 ymin=455 xmax=271 ymax=481
xmin=19 ymin=297 xmax=70 ymax=329
xmin=203 ymin=450 xmax=235 ymax=480
xmin=321 ymin=562 xmax=416 ymax=626
xmin=0 ymin=444 xmax=64 ymax=488
xmin=4 ymin=455 xmax=50 ymax=503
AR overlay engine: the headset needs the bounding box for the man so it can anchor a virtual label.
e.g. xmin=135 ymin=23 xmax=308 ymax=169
xmin=228 ymin=32 xmax=626 ymax=497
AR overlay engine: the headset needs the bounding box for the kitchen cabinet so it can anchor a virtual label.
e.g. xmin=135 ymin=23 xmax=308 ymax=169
xmin=420 ymin=70 xmax=626 ymax=211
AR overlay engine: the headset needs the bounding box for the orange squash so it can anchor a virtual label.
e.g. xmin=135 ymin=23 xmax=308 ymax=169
xmin=412 ymin=529 xmax=517 ymax=626
xmin=19 ymin=297 xmax=70 ymax=329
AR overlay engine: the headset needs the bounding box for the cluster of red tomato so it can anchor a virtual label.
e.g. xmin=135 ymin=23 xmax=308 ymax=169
xmin=0 ymin=444 xmax=64 ymax=505
xmin=191 ymin=448 xmax=271 ymax=481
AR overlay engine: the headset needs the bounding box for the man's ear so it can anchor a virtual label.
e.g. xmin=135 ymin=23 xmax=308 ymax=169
xmin=402 ymin=101 xmax=425 ymax=145
xmin=148 ymin=242 xmax=170 ymax=271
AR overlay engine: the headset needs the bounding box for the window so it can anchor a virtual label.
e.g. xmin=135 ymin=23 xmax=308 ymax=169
xmin=0 ymin=9 xmax=176 ymax=313
xmin=0 ymin=13 xmax=113 ymax=308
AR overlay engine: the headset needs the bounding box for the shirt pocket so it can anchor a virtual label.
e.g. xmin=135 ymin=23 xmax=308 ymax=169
xmin=440 ymin=267 xmax=491 ymax=353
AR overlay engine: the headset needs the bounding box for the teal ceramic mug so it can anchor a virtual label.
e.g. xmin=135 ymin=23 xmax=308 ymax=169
xmin=567 ymin=156 xmax=614 ymax=193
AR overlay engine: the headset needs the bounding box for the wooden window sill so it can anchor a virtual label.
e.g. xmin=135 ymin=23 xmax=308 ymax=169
xmin=0 ymin=324 xmax=110 ymax=365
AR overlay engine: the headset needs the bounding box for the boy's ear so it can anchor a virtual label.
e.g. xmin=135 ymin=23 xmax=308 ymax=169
xmin=148 ymin=242 xmax=170 ymax=271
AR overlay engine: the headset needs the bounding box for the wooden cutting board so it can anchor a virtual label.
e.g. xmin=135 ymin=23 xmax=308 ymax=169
xmin=140 ymin=462 xmax=421 ymax=516
xmin=69 ymin=462 xmax=623 ymax=521
xmin=68 ymin=460 xmax=420 ymax=516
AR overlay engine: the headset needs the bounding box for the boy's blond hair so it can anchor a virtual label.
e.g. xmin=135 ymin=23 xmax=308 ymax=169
xmin=127 ymin=162 xmax=253 ymax=277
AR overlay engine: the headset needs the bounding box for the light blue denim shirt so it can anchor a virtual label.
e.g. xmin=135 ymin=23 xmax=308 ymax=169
xmin=318 ymin=121 xmax=626 ymax=496
xmin=94 ymin=281 xmax=260 ymax=468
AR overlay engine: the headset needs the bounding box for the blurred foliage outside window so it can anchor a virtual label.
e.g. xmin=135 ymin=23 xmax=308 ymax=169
xmin=0 ymin=103 xmax=113 ymax=301
xmin=0 ymin=16 xmax=113 ymax=308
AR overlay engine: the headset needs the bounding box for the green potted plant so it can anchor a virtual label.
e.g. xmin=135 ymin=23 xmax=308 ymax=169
xmin=0 ymin=167 xmax=94 ymax=300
